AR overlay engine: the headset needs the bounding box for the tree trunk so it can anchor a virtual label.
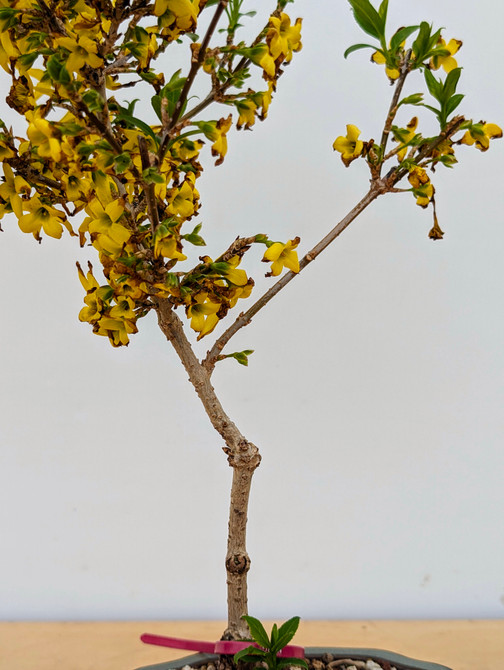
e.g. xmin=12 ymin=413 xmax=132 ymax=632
xmin=155 ymin=298 xmax=260 ymax=639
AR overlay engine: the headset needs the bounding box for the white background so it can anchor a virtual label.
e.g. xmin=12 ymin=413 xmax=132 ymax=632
xmin=1 ymin=0 xmax=503 ymax=622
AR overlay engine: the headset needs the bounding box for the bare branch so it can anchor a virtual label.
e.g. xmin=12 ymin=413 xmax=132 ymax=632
xmin=202 ymin=184 xmax=384 ymax=371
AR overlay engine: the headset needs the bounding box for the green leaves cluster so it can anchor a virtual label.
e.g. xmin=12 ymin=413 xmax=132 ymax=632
xmin=423 ymin=68 xmax=464 ymax=129
xmin=234 ymin=616 xmax=308 ymax=670
xmin=347 ymin=0 xmax=389 ymax=41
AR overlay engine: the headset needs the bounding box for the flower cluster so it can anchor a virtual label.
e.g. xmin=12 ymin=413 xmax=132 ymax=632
xmin=0 ymin=0 xmax=302 ymax=346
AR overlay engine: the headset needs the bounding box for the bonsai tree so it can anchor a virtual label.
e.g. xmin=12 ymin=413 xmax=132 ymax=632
xmin=0 ymin=0 xmax=500 ymax=641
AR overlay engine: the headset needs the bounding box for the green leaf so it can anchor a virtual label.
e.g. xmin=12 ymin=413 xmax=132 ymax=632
xmin=114 ymin=153 xmax=133 ymax=174
xmin=242 ymin=615 xmax=271 ymax=649
xmin=398 ymin=93 xmax=424 ymax=107
xmin=347 ymin=0 xmax=384 ymax=40
xmin=343 ymin=42 xmax=378 ymax=59
xmin=115 ymin=109 xmax=160 ymax=148
xmin=390 ymin=25 xmax=419 ymax=52
xmin=411 ymin=21 xmax=431 ymax=62
xmin=378 ymin=0 xmax=388 ymax=22
xmin=275 ymin=617 xmax=300 ymax=651
xmin=445 ymin=93 xmax=464 ymax=117
xmin=423 ymin=68 xmax=442 ymax=101
xmin=17 ymin=52 xmax=39 ymax=70
xmin=46 ymin=54 xmax=71 ymax=85
xmin=82 ymin=88 xmax=105 ymax=112
xmin=142 ymin=167 xmax=165 ymax=184
xmin=270 ymin=623 xmax=279 ymax=651
xmin=234 ymin=648 xmax=266 ymax=664
xmin=442 ymin=67 xmax=461 ymax=101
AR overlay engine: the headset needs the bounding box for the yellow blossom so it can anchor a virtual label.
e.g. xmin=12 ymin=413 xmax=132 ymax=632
xmin=26 ymin=110 xmax=62 ymax=162
xmin=460 ymin=122 xmax=502 ymax=152
xmin=263 ymin=237 xmax=300 ymax=277
xmin=371 ymin=49 xmax=400 ymax=80
xmin=0 ymin=31 xmax=19 ymax=73
xmin=109 ymin=296 xmax=136 ymax=320
xmin=154 ymin=0 xmax=198 ymax=30
xmin=0 ymin=163 xmax=31 ymax=217
xmin=267 ymin=13 xmax=302 ymax=63
xmin=393 ymin=117 xmax=418 ymax=162
xmin=77 ymin=261 xmax=100 ymax=293
xmin=18 ymin=196 xmax=66 ymax=239
xmin=333 ymin=124 xmax=364 ymax=167
xmin=408 ymin=166 xmax=434 ymax=208
xmin=95 ymin=315 xmax=138 ymax=347
xmin=207 ymin=115 xmax=232 ymax=165
xmin=167 ymin=175 xmax=199 ymax=218
xmin=55 ymin=34 xmax=103 ymax=72
xmin=186 ymin=293 xmax=220 ymax=339
xmin=218 ymin=256 xmax=248 ymax=286
xmin=430 ymin=38 xmax=462 ymax=73
xmin=236 ymin=99 xmax=257 ymax=130
xmin=153 ymin=229 xmax=187 ymax=261
xmin=248 ymin=44 xmax=276 ymax=79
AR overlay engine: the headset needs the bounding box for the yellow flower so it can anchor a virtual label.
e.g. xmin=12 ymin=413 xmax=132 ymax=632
xmin=430 ymin=38 xmax=462 ymax=73
xmin=408 ymin=166 xmax=434 ymax=208
xmin=0 ymin=30 xmax=19 ymax=73
xmin=209 ymin=116 xmax=232 ymax=165
xmin=167 ymin=175 xmax=199 ymax=218
xmin=186 ymin=293 xmax=220 ymax=339
xmin=0 ymin=163 xmax=31 ymax=218
xmin=460 ymin=122 xmax=502 ymax=152
xmin=236 ymin=99 xmax=257 ymax=130
xmin=0 ymin=135 xmax=15 ymax=161
xmin=196 ymin=115 xmax=232 ymax=165
xmin=18 ymin=196 xmax=65 ymax=239
xmin=229 ymin=282 xmax=253 ymax=308
xmin=153 ymin=228 xmax=187 ymax=261
xmin=267 ymin=13 xmax=302 ymax=63
xmin=248 ymin=44 xmax=276 ymax=79
xmin=371 ymin=49 xmax=400 ymax=80
xmin=83 ymin=198 xmax=131 ymax=256
xmin=26 ymin=110 xmax=62 ymax=162
xmin=95 ymin=315 xmax=138 ymax=347
xmin=393 ymin=117 xmax=418 ymax=162
xmin=333 ymin=124 xmax=364 ymax=167
xmin=259 ymin=81 xmax=275 ymax=120
xmin=79 ymin=292 xmax=104 ymax=324
xmin=109 ymin=297 xmax=136 ymax=320
xmin=56 ymin=34 xmax=103 ymax=72
xmin=154 ymin=0 xmax=198 ymax=29
xmin=263 ymin=237 xmax=300 ymax=277
xmin=77 ymin=261 xmax=100 ymax=293
xmin=218 ymin=256 xmax=248 ymax=286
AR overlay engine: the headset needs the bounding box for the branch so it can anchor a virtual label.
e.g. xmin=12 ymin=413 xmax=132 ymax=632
xmin=202 ymin=184 xmax=385 ymax=371
xmin=138 ymin=135 xmax=160 ymax=232
xmin=180 ymin=0 xmax=281 ymax=123
xmin=158 ymin=0 xmax=229 ymax=158
xmin=378 ymin=49 xmax=412 ymax=175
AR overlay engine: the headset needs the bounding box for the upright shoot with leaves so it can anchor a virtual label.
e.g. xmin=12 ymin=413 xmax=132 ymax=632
xmin=233 ymin=616 xmax=308 ymax=670
xmin=338 ymin=0 xmax=501 ymax=238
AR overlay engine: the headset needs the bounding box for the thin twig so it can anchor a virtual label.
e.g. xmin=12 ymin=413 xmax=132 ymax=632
xmin=202 ymin=184 xmax=385 ymax=371
xmin=158 ymin=0 xmax=229 ymax=158
xmin=138 ymin=135 xmax=160 ymax=233
xmin=378 ymin=49 xmax=412 ymax=176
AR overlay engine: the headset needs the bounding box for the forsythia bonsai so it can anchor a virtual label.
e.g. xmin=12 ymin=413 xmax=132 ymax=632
xmin=0 ymin=0 xmax=500 ymax=641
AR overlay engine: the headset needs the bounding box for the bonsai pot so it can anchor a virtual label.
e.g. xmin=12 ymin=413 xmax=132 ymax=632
xmin=135 ymin=647 xmax=452 ymax=670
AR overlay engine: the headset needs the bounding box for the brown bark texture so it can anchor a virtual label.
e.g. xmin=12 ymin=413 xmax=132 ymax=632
xmin=155 ymin=299 xmax=260 ymax=639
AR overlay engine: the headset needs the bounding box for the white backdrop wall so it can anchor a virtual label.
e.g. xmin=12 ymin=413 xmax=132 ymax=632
xmin=1 ymin=1 xmax=503 ymax=621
